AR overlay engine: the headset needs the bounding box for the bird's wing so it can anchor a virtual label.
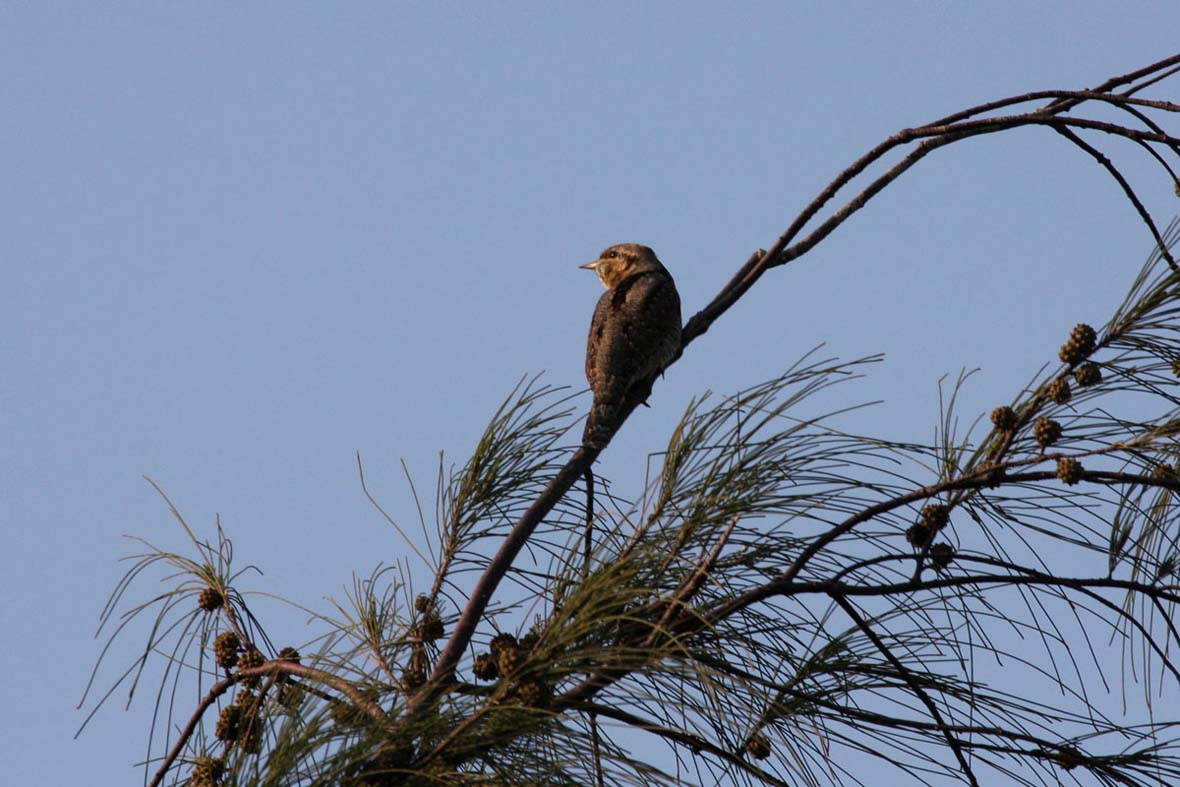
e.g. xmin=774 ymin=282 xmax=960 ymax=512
xmin=587 ymin=272 xmax=680 ymax=397
xmin=583 ymin=271 xmax=682 ymax=447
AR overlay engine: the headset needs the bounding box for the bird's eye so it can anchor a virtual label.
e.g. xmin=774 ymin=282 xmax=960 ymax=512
xmin=605 ymin=250 xmax=618 ymax=259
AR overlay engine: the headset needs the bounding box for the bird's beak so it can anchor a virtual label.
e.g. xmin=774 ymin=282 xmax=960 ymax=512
xmin=579 ymin=260 xmax=600 ymax=271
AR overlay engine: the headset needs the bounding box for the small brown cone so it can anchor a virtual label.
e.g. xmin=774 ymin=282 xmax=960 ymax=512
xmin=1056 ymin=457 xmax=1082 ymax=486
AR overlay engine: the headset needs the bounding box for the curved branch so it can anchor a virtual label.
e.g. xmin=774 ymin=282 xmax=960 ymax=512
xmin=424 ymin=54 xmax=1180 ymax=715
xmin=148 ymin=675 xmax=235 ymax=787
xmin=148 ymin=660 xmax=392 ymax=787
xmin=683 ymin=59 xmax=1180 ymax=349
xmin=1053 ymin=123 xmax=1178 ymax=270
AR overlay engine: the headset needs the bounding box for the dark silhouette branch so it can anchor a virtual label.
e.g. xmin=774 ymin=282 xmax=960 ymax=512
xmin=1053 ymin=123 xmax=1175 ymax=270
xmin=577 ymin=702 xmax=792 ymax=787
xmin=830 ymin=593 xmax=979 ymax=786
xmin=427 ymin=445 xmax=598 ymax=688
xmin=683 ymin=56 xmax=1180 ymax=349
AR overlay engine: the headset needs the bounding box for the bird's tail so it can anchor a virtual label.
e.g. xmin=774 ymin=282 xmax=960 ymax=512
xmin=582 ymin=398 xmax=620 ymax=450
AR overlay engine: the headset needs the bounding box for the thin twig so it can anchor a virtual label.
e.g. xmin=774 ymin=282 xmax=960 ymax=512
xmin=831 ymin=593 xmax=978 ymax=786
xmin=1053 ymin=123 xmax=1177 ymax=271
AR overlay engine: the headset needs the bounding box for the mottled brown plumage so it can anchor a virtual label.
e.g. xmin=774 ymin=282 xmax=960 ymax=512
xmin=581 ymin=243 xmax=682 ymax=448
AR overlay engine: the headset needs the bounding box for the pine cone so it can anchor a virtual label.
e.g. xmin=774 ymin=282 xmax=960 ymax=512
xmin=1033 ymin=417 xmax=1062 ymax=448
xmin=1074 ymin=363 xmax=1102 ymax=387
xmin=237 ymin=647 xmax=264 ymax=671
xmin=214 ymin=631 xmax=241 ymax=669
xmin=1047 ymin=377 xmax=1071 ymax=405
xmin=215 ymin=703 xmax=242 ymax=742
xmin=1058 ymin=323 xmax=1097 ymax=364
xmin=489 ymin=632 xmax=518 ymax=656
xmin=472 ymin=652 xmax=499 ymax=681
xmin=235 ymin=688 xmax=259 ymax=713
xmin=920 ymin=504 xmax=949 ymax=532
xmin=906 ymin=522 xmax=933 ymax=548
xmin=1056 ymin=457 xmax=1082 ymax=485
xmin=513 ymin=679 xmax=551 ymax=708
xmin=420 ymin=613 xmax=445 ymax=642
xmin=496 ymin=643 xmax=523 ymax=677
xmin=190 ymin=755 xmax=226 ymax=787
xmin=990 ymin=406 xmax=1018 ymax=431
xmin=929 ymin=543 xmax=956 ymax=572
xmin=745 ymin=734 xmax=772 ymax=760
xmin=237 ymin=648 xmax=265 ymax=689
xmin=198 ymin=587 xmax=224 ymax=612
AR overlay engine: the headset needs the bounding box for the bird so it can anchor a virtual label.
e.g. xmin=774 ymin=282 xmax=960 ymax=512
xmin=580 ymin=243 xmax=682 ymax=449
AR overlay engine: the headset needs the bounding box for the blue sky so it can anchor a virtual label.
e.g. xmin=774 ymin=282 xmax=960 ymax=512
xmin=4 ymin=4 xmax=1179 ymax=784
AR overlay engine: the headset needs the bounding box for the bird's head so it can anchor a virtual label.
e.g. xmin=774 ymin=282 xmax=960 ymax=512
xmin=580 ymin=243 xmax=665 ymax=289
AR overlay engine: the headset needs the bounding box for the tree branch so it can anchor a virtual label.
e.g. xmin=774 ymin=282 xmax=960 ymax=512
xmin=424 ymin=53 xmax=1180 ymax=720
